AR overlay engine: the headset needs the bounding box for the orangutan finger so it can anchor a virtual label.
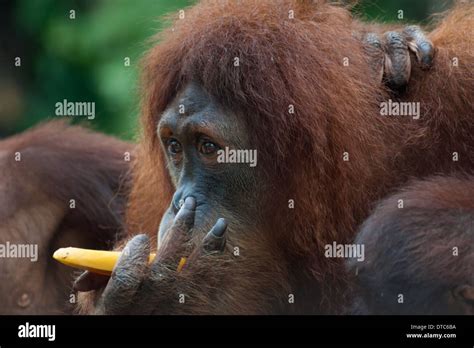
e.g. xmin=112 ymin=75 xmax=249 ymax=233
xmin=403 ymin=25 xmax=434 ymax=69
xmin=203 ymin=218 xmax=228 ymax=253
xmin=383 ymin=31 xmax=411 ymax=90
xmin=95 ymin=234 xmax=150 ymax=314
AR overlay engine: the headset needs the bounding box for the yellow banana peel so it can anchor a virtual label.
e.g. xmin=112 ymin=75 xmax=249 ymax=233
xmin=53 ymin=247 xmax=186 ymax=276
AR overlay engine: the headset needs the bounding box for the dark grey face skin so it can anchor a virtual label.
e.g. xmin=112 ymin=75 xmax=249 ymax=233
xmin=157 ymin=83 xmax=259 ymax=243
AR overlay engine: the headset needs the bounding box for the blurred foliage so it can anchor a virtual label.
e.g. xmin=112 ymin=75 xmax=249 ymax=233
xmin=0 ymin=0 xmax=452 ymax=140
xmin=0 ymin=0 xmax=193 ymax=139
xmin=353 ymin=0 xmax=452 ymax=24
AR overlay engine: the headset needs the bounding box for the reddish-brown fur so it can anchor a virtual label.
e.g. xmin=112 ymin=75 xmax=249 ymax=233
xmin=104 ymin=1 xmax=472 ymax=314
xmin=348 ymin=175 xmax=474 ymax=314
xmin=0 ymin=121 xmax=132 ymax=314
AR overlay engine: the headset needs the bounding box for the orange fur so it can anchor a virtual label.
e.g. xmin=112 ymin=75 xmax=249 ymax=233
xmin=117 ymin=1 xmax=474 ymax=314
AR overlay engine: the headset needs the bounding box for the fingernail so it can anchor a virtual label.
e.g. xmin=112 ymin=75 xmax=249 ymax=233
xmin=420 ymin=42 xmax=432 ymax=52
xmin=183 ymin=196 xmax=196 ymax=209
xmin=212 ymin=218 xmax=228 ymax=237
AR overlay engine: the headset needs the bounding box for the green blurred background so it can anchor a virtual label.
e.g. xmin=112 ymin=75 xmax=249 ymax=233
xmin=0 ymin=0 xmax=452 ymax=140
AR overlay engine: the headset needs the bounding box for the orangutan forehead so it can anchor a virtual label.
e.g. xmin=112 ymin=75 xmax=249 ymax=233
xmin=159 ymin=82 xmax=250 ymax=146
xmin=169 ymin=83 xmax=212 ymax=116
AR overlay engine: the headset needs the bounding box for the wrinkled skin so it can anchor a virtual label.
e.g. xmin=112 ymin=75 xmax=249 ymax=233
xmin=75 ymin=84 xmax=265 ymax=314
xmin=73 ymin=26 xmax=435 ymax=314
xmin=363 ymin=25 xmax=434 ymax=90
xmin=95 ymin=197 xmax=228 ymax=315
xmin=156 ymin=83 xmax=259 ymax=244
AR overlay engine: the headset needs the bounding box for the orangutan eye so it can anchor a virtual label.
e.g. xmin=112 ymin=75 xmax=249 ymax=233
xmin=167 ymin=139 xmax=182 ymax=156
xmin=199 ymin=141 xmax=219 ymax=155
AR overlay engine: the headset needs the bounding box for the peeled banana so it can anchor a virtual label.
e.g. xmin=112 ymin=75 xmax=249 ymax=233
xmin=53 ymin=247 xmax=186 ymax=276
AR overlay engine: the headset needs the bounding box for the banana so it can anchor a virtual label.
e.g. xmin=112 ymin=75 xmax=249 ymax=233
xmin=53 ymin=248 xmax=186 ymax=276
